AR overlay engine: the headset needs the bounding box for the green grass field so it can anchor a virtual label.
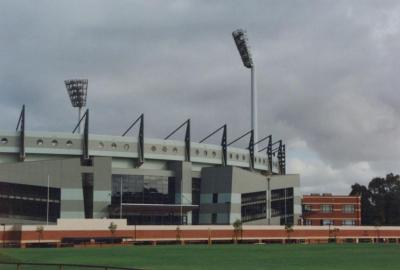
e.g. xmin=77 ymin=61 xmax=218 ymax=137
xmin=1 ymin=244 xmax=400 ymax=270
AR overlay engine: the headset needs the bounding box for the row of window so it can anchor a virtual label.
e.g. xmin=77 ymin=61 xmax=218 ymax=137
xmin=111 ymin=175 xmax=175 ymax=205
xmin=271 ymin=188 xmax=294 ymax=201
xmin=303 ymin=204 xmax=356 ymax=213
xmin=0 ymin=182 xmax=61 ymax=222
xmin=241 ymin=191 xmax=267 ymax=222
xmin=1 ymin=137 xmax=132 ymax=151
xmin=304 ymin=219 xmax=356 ymax=226
xmin=0 ymin=136 xmax=269 ymax=164
xmin=271 ymin=198 xmax=294 ymax=218
xmin=150 ymin=145 xmax=268 ymax=164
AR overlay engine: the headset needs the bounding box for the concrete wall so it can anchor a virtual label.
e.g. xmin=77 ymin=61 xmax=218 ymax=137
xmin=92 ymin=157 xmax=112 ymax=218
xmin=168 ymin=161 xmax=193 ymax=224
xmin=0 ymin=158 xmax=85 ymax=221
xmin=269 ymin=174 xmax=301 ymax=224
xmin=231 ymin=167 xmax=269 ymax=224
xmin=199 ymin=167 xmax=300 ymax=226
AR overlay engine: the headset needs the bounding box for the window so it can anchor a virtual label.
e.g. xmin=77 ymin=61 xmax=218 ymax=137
xmin=271 ymin=189 xmax=285 ymax=200
xmin=66 ymin=140 xmax=73 ymax=147
xmin=320 ymin=204 xmax=333 ymax=213
xmin=321 ymin=219 xmax=333 ymax=226
xmin=271 ymin=188 xmax=293 ymax=200
xmin=343 ymin=204 xmax=355 ymax=213
xmin=191 ymin=178 xmax=201 ymax=225
xmin=211 ymin=213 xmax=217 ymax=224
xmin=111 ymin=175 xmax=175 ymax=205
xmin=342 ymin=220 xmax=356 ymax=226
xmin=0 ymin=181 xmax=61 ymax=222
xmin=241 ymin=191 xmax=267 ymax=222
xmin=271 ymin=188 xmax=294 ymax=223
xmin=51 ymin=140 xmax=58 ymax=146
xmin=271 ymin=198 xmax=293 ymax=217
xmin=303 ymin=204 xmax=312 ymax=212
xmin=212 ymin=193 xmax=218 ymax=203
xmin=36 ymin=139 xmax=44 ymax=145
xmin=111 ymin=143 xmax=117 ymax=149
xmin=304 ymin=219 xmax=312 ymax=225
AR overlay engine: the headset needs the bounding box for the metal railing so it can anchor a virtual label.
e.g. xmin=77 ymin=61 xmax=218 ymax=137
xmin=0 ymin=262 xmax=142 ymax=270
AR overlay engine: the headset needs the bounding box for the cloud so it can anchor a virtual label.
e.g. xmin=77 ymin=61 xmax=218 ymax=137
xmin=1 ymin=1 xmax=400 ymax=193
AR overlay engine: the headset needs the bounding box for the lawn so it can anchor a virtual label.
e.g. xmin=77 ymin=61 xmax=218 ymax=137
xmin=0 ymin=244 xmax=399 ymax=270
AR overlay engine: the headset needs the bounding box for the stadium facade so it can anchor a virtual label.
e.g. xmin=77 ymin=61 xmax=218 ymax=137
xmin=0 ymin=107 xmax=300 ymax=226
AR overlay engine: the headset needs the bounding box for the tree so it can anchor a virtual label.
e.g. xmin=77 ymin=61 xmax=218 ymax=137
xmin=36 ymin=225 xmax=44 ymax=244
xmin=350 ymin=183 xmax=374 ymax=225
xmin=233 ymin=219 xmax=243 ymax=243
xmin=285 ymin=224 xmax=294 ymax=243
xmin=350 ymin=173 xmax=400 ymax=225
xmin=176 ymin=226 xmax=181 ymax=243
xmin=108 ymin=222 xmax=117 ymax=243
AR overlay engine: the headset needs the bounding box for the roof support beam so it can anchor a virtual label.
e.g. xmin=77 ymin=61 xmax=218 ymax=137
xmin=122 ymin=114 xmax=144 ymax=167
xmin=228 ymin=129 xmax=254 ymax=170
xmin=73 ymin=109 xmax=90 ymax=161
xmin=199 ymin=124 xmax=227 ymax=166
xmin=83 ymin=109 xmax=89 ymax=161
xmin=165 ymin=119 xmax=191 ymax=162
xmin=16 ymin=105 xmax=25 ymax=162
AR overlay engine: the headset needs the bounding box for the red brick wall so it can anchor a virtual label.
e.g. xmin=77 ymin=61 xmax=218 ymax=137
xmin=2 ymin=226 xmax=400 ymax=245
xmin=302 ymin=195 xmax=361 ymax=226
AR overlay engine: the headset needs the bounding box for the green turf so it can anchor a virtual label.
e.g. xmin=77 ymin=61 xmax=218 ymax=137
xmin=0 ymin=244 xmax=399 ymax=270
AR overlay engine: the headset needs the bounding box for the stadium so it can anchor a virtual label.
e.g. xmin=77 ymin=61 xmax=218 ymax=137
xmin=0 ymin=81 xmax=300 ymax=226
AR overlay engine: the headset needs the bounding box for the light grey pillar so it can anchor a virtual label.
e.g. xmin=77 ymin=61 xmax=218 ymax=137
xmin=92 ymin=157 xmax=112 ymax=218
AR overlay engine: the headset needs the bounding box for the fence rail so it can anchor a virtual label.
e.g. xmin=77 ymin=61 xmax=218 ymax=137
xmin=0 ymin=262 xmax=142 ymax=270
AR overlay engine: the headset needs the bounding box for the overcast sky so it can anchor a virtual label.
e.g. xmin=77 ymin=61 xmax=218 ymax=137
xmin=1 ymin=0 xmax=400 ymax=194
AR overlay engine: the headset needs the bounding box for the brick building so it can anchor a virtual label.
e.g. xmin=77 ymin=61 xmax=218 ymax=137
xmin=302 ymin=194 xmax=361 ymax=226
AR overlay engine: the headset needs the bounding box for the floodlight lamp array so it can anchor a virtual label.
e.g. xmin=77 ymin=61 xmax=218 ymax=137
xmin=64 ymin=79 xmax=88 ymax=108
xmin=232 ymin=29 xmax=253 ymax=68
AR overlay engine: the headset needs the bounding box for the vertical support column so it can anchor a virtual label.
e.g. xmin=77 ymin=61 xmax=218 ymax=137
xmin=267 ymin=177 xmax=271 ymax=225
xmin=281 ymin=144 xmax=286 ymax=175
xmin=137 ymin=114 xmax=144 ymax=167
xmin=267 ymin=137 xmax=272 ymax=174
xmin=249 ymin=130 xmax=254 ymax=170
xmin=185 ymin=120 xmax=191 ymax=162
xmin=16 ymin=105 xmax=25 ymax=162
xmin=169 ymin=161 xmax=192 ymax=225
xmin=83 ymin=109 xmax=89 ymax=161
xmin=221 ymin=125 xmax=227 ymax=166
xmin=277 ymin=141 xmax=283 ymax=175
xmin=60 ymin=159 xmax=85 ymax=219
xmin=92 ymin=157 xmax=112 ymax=218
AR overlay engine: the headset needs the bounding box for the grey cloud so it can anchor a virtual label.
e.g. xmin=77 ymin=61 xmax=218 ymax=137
xmin=1 ymin=1 xmax=400 ymax=193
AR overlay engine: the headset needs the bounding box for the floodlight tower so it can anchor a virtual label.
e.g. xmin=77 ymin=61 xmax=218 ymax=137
xmin=232 ymin=29 xmax=258 ymax=150
xmin=64 ymin=79 xmax=88 ymax=133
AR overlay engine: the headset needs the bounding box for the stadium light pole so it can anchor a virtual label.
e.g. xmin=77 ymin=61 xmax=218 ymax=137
xmin=232 ymin=29 xmax=258 ymax=150
xmin=65 ymin=79 xmax=88 ymax=133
